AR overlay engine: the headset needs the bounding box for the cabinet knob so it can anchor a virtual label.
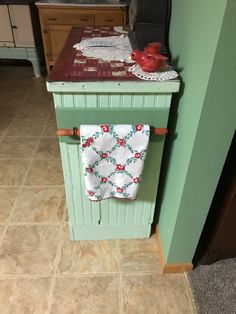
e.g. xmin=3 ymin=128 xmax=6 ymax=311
xmin=43 ymin=29 xmax=48 ymax=34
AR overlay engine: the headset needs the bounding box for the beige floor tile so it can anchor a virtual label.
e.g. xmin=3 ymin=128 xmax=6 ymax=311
xmin=119 ymin=235 xmax=161 ymax=273
xmin=49 ymin=109 xmax=56 ymax=120
xmin=0 ymin=188 xmax=19 ymax=223
xmin=26 ymin=94 xmax=54 ymax=108
xmin=35 ymin=137 xmax=60 ymax=158
xmin=0 ymin=225 xmax=60 ymax=275
xmin=11 ymin=187 xmax=65 ymax=223
xmin=51 ymin=275 xmax=120 ymax=314
xmin=0 ymin=277 xmax=51 ymax=314
xmin=57 ymin=225 xmax=119 ymax=274
xmin=0 ymin=120 xmax=11 ymax=136
xmin=0 ymin=137 xmax=38 ymax=159
xmin=0 ymin=91 xmax=28 ymax=107
xmin=43 ymin=118 xmax=57 ymax=137
xmin=24 ymin=159 xmax=64 ymax=186
xmin=122 ymin=273 xmax=194 ymax=314
xmin=15 ymin=105 xmax=51 ymax=120
xmin=5 ymin=119 xmax=46 ymax=137
xmin=0 ymin=105 xmax=20 ymax=119
xmin=0 ymin=160 xmax=29 ymax=186
xmin=0 ymin=225 xmax=6 ymax=238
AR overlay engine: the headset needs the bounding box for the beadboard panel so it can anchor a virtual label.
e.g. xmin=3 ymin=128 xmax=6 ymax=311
xmin=54 ymin=89 xmax=174 ymax=239
xmin=53 ymin=93 xmax=172 ymax=109
xmin=60 ymin=139 xmax=164 ymax=240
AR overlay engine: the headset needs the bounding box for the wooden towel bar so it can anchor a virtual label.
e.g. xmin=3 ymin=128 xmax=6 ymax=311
xmin=56 ymin=127 xmax=168 ymax=137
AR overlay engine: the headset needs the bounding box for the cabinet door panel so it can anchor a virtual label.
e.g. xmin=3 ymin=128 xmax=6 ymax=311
xmin=0 ymin=5 xmax=14 ymax=44
xmin=9 ymin=5 xmax=35 ymax=47
xmin=48 ymin=25 xmax=72 ymax=63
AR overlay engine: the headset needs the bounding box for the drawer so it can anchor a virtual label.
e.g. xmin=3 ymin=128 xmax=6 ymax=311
xmin=95 ymin=13 xmax=123 ymax=26
xmin=43 ymin=13 xmax=94 ymax=26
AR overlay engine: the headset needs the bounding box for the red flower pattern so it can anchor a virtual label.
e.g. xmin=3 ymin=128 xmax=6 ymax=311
xmin=82 ymin=124 xmax=148 ymax=200
xmin=87 ymin=137 xmax=94 ymax=144
xmin=136 ymin=124 xmax=144 ymax=131
xmin=86 ymin=167 xmax=93 ymax=173
xmin=87 ymin=190 xmax=95 ymax=196
xmin=117 ymin=138 xmax=126 ymax=146
xmin=116 ymin=164 xmax=125 ymax=171
xmin=133 ymin=177 xmax=140 ymax=183
xmin=101 ymin=125 xmax=109 ymax=132
xmin=101 ymin=153 xmax=108 ymax=159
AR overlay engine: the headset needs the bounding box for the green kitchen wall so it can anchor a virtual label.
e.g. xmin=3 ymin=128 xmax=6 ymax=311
xmin=158 ymin=0 xmax=236 ymax=263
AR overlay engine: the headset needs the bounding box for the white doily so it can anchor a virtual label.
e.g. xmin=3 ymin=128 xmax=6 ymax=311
xmin=128 ymin=64 xmax=179 ymax=81
xmin=113 ymin=26 xmax=128 ymax=34
xmin=73 ymin=35 xmax=134 ymax=63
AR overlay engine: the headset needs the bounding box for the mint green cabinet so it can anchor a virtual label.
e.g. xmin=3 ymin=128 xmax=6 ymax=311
xmin=47 ymin=80 xmax=179 ymax=240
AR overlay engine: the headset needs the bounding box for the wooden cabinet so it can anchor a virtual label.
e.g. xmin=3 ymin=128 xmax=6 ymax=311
xmin=37 ymin=4 xmax=127 ymax=73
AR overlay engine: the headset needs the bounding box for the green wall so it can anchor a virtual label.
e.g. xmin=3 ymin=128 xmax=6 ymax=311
xmin=158 ymin=0 xmax=236 ymax=263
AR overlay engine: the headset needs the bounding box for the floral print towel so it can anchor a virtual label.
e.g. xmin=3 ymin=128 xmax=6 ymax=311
xmin=80 ymin=124 xmax=150 ymax=201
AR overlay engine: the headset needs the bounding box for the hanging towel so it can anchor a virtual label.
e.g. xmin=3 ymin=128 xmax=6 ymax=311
xmin=80 ymin=124 xmax=150 ymax=201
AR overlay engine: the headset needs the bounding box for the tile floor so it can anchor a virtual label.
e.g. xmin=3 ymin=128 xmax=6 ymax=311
xmin=0 ymin=65 xmax=195 ymax=313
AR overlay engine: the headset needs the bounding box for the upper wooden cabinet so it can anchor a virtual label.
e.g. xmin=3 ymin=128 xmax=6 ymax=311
xmin=36 ymin=4 xmax=127 ymax=73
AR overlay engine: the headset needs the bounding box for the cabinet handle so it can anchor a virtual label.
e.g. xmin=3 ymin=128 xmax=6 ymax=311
xmin=79 ymin=18 xmax=89 ymax=22
xmin=105 ymin=19 xmax=114 ymax=22
xmin=11 ymin=25 xmax=18 ymax=29
xmin=48 ymin=17 xmax=57 ymax=21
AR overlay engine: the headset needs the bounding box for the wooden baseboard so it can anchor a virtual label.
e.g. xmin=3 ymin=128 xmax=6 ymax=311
xmin=155 ymin=227 xmax=193 ymax=274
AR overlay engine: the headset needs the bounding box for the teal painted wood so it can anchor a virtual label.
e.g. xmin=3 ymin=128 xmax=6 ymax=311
xmin=47 ymin=80 xmax=180 ymax=94
xmin=48 ymin=79 xmax=179 ymax=240
xmin=69 ymin=224 xmax=151 ymax=240
xmin=53 ymin=93 xmax=173 ymax=109
xmin=0 ymin=47 xmax=41 ymax=77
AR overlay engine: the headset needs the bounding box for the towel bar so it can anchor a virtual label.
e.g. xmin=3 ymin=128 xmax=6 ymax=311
xmin=56 ymin=127 xmax=168 ymax=137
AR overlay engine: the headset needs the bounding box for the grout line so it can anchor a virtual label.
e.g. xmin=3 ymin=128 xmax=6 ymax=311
xmin=184 ymin=272 xmax=197 ymax=314
xmin=0 ymin=185 xmax=64 ymax=189
xmin=46 ymin=276 xmax=56 ymax=314
xmin=53 ymin=224 xmax=64 ymax=277
xmin=116 ymin=240 xmax=123 ymax=314
xmin=7 ymin=222 xmax=62 ymax=226
xmin=119 ymin=273 xmax=124 ymax=314
xmin=0 ymin=274 xmax=52 ymax=279
xmin=0 ymin=270 xmax=163 ymax=280
xmin=47 ymin=218 xmax=64 ymax=313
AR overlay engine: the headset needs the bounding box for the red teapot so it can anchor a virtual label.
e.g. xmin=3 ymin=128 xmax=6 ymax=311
xmin=130 ymin=42 xmax=168 ymax=72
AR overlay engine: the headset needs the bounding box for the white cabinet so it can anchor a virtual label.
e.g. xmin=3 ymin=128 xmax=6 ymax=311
xmin=0 ymin=5 xmax=14 ymax=46
xmin=0 ymin=4 xmax=35 ymax=48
